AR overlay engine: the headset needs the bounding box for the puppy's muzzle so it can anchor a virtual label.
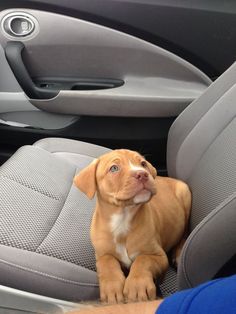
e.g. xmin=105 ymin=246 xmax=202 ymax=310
xmin=133 ymin=170 xmax=149 ymax=182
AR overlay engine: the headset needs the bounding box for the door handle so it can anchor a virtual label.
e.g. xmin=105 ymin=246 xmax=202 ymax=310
xmin=5 ymin=41 xmax=58 ymax=99
xmin=5 ymin=41 xmax=124 ymax=99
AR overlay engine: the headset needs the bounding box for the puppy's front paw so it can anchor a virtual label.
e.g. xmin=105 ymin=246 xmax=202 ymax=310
xmin=123 ymin=274 xmax=156 ymax=302
xmin=100 ymin=277 xmax=125 ymax=304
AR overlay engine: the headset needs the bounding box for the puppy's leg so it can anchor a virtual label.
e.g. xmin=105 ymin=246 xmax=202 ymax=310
xmin=96 ymin=254 xmax=126 ymax=304
xmin=124 ymin=250 xmax=168 ymax=302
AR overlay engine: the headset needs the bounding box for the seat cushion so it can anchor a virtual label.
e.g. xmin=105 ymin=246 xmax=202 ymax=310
xmin=0 ymin=139 xmax=110 ymax=301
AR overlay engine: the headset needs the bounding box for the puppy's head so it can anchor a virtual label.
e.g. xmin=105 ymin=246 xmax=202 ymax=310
xmin=74 ymin=149 xmax=157 ymax=206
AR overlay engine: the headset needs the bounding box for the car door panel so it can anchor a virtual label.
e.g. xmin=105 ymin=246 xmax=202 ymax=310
xmin=1 ymin=0 xmax=235 ymax=78
xmin=0 ymin=9 xmax=210 ymax=118
xmin=0 ymin=1 xmax=232 ymax=172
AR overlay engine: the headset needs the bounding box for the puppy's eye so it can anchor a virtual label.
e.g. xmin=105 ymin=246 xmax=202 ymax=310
xmin=141 ymin=161 xmax=147 ymax=168
xmin=109 ymin=165 xmax=120 ymax=172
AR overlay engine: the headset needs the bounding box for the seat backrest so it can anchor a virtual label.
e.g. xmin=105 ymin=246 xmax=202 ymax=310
xmin=167 ymin=62 xmax=236 ymax=290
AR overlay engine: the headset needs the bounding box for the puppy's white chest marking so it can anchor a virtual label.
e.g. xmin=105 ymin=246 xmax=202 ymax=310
xmin=110 ymin=207 xmax=138 ymax=268
xmin=116 ymin=243 xmax=132 ymax=268
xmin=115 ymin=245 xmax=139 ymax=268
xmin=110 ymin=207 xmax=134 ymax=239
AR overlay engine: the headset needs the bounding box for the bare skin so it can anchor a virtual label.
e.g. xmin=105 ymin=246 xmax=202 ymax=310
xmin=68 ymin=300 xmax=163 ymax=314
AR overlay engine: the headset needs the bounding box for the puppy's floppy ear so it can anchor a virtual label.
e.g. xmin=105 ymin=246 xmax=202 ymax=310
xmin=74 ymin=158 xmax=99 ymax=199
xmin=146 ymin=161 xmax=157 ymax=179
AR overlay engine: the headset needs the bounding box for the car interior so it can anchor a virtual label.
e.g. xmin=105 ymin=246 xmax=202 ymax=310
xmin=0 ymin=1 xmax=235 ymax=313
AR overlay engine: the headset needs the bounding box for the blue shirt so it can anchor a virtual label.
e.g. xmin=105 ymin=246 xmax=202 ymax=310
xmin=157 ymin=275 xmax=236 ymax=314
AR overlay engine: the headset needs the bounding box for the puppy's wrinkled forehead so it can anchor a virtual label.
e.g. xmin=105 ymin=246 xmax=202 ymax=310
xmin=98 ymin=149 xmax=143 ymax=170
xmin=95 ymin=149 xmax=157 ymax=181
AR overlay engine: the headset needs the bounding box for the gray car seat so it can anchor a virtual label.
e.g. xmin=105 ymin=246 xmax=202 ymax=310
xmin=0 ymin=62 xmax=236 ymax=302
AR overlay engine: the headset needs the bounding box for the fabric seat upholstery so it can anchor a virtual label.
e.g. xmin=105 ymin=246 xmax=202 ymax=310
xmin=161 ymin=62 xmax=236 ymax=295
xmin=0 ymin=139 xmax=110 ymax=301
xmin=168 ymin=63 xmax=236 ymax=290
xmin=0 ymin=63 xmax=236 ymax=301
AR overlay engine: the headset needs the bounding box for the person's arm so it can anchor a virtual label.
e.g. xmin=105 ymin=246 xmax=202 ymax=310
xmin=68 ymin=275 xmax=236 ymax=314
xmin=69 ymin=299 xmax=163 ymax=314
xmin=157 ymin=275 xmax=236 ymax=314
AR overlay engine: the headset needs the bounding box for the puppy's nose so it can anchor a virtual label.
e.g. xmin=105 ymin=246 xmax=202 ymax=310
xmin=134 ymin=170 xmax=149 ymax=182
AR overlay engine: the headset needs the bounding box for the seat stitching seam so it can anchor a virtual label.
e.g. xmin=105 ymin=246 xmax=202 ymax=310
xmin=180 ymin=191 xmax=236 ymax=288
xmin=35 ymin=168 xmax=77 ymax=252
xmin=180 ymin=116 xmax=235 ymax=181
xmin=0 ymin=258 xmax=98 ymax=287
xmin=169 ymin=71 xmax=234 ymax=176
xmin=175 ymin=87 xmax=236 ymax=180
xmin=0 ymin=175 xmax=61 ymax=201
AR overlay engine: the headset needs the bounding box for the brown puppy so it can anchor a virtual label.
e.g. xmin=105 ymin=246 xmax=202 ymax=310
xmin=74 ymin=149 xmax=191 ymax=304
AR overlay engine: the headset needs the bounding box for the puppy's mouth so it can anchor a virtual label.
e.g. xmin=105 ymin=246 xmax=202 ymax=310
xmin=132 ymin=188 xmax=152 ymax=204
xmin=115 ymin=182 xmax=156 ymax=205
